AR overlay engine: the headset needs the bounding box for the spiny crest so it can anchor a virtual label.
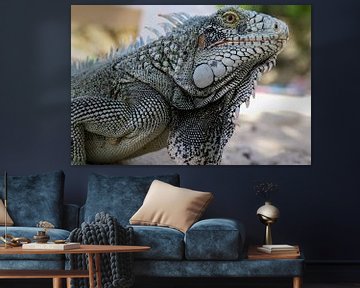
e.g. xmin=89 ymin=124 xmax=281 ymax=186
xmin=71 ymin=12 xmax=191 ymax=74
xmin=71 ymin=57 xmax=99 ymax=75
xmin=124 ymin=12 xmax=191 ymax=52
xmin=145 ymin=12 xmax=191 ymax=38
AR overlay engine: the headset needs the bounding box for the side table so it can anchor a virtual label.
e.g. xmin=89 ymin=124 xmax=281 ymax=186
xmin=247 ymin=245 xmax=304 ymax=288
xmin=0 ymin=244 xmax=150 ymax=288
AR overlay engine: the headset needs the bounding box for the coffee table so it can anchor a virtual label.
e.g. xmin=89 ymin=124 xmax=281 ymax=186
xmin=0 ymin=244 xmax=150 ymax=288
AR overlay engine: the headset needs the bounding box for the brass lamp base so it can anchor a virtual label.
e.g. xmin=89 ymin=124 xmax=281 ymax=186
xmin=265 ymin=223 xmax=272 ymax=245
xmin=257 ymin=201 xmax=280 ymax=245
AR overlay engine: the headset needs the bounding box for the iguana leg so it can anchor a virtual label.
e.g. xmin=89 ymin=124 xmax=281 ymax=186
xmin=71 ymin=96 xmax=132 ymax=165
xmin=71 ymin=90 xmax=171 ymax=165
xmin=71 ymin=122 xmax=86 ymax=165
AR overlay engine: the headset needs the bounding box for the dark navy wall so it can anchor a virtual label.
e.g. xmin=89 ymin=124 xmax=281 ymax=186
xmin=0 ymin=0 xmax=359 ymax=264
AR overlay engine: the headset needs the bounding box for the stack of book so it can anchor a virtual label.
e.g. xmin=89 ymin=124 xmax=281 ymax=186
xmin=248 ymin=244 xmax=300 ymax=259
xmin=257 ymin=244 xmax=299 ymax=254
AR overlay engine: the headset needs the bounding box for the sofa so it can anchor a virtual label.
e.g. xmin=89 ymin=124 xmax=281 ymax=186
xmin=0 ymin=171 xmax=303 ymax=286
xmin=80 ymin=173 xmax=304 ymax=282
xmin=0 ymin=171 xmax=78 ymax=270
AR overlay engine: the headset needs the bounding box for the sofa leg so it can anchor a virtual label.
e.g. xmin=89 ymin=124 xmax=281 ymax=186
xmin=53 ymin=278 xmax=62 ymax=288
xmin=293 ymin=276 xmax=302 ymax=288
xmin=67 ymin=277 xmax=72 ymax=288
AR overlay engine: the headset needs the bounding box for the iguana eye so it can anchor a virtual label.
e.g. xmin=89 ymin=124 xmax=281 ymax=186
xmin=222 ymin=11 xmax=240 ymax=25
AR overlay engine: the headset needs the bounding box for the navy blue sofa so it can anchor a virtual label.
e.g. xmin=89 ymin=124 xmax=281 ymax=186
xmin=0 ymin=171 xmax=303 ymax=286
xmin=80 ymin=173 xmax=304 ymax=282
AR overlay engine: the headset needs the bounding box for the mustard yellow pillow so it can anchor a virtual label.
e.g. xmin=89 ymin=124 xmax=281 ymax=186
xmin=130 ymin=180 xmax=213 ymax=233
xmin=0 ymin=200 xmax=14 ymax=226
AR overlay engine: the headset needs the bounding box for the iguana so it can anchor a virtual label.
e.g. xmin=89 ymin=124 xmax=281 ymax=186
xmin=71 ymin=6 xmax=288 ymax=165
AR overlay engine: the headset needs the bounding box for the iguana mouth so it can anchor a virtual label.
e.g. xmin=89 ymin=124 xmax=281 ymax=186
xmin=209 ymin=37 xmax=287 ymax=49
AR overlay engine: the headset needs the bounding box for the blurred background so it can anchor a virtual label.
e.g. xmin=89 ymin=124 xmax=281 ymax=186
xmin=71 ymin=5 xmax=311 ymax=165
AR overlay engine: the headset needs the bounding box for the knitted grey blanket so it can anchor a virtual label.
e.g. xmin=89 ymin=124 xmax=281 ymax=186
xmin=69 ymin=212 xmax=134 ymax=288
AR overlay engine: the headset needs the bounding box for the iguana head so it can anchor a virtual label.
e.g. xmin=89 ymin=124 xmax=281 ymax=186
xmin=163 ymin=7 xmax=289 ymax=164
xmin=165 ymin=7 xmax=289 ymax=109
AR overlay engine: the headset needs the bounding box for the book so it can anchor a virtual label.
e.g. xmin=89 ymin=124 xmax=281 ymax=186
xmin=248 ymin=245 xmax=300 ymax=260
xmin=22 ymin=242 xmax=80 ymax=250
xmin=257 ymin=244 xmax=299 ymax=254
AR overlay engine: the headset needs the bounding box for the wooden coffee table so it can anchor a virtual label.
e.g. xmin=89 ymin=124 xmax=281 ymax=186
xmin=0 ymin=244 xmax=150 ymax=288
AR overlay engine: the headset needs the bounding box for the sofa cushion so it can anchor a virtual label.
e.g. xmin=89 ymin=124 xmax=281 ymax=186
xmin=130 ymin=180 xmax=213 ymax=233
xmin=184 ymin=218 xmax=245 ymax=260
xmin=0 ymin=227 xmax=70 ymax=261
xmin=0 ymin=171 xmax=64 ymax=227
xmin=0 ymin=199 xmax=14 ymax=226
xmin=130 ymin=225 xmax=184 ymax=260
xmin=84 ymin=174 xmax=180 ymax=225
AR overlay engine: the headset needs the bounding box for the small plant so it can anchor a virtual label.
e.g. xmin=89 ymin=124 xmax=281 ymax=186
xmin=254 ymin=181 xmax=279 ymax=201
xmin=37 ymin=221 xmax=55 ymax=233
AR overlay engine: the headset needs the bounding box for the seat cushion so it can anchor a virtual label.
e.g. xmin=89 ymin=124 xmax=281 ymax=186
xmin=0 ymin=171 xmax=64 ymax=227
xmin=0 ymin=227 xmax=70 ymax=261
xmin=130 ymin=225 xmax=184 ymax=260
xmin=184 ymin=218 xmax=245 ymax=260
xmin=84 ymin=174 xmax=180 ymax=225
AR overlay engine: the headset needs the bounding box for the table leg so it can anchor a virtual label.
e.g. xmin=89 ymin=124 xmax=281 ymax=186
xmin=52 ymin=278 xmax=62 ymax=288
xmin=95 ymin=253 xmax=102 ymax=288
xmin=293 ymin=276 xmax=302 ymax=288
xmin=88 ymin=253 xmax=95 ymax=288
xmin=66 ymin=277 xmax=72 ymax=288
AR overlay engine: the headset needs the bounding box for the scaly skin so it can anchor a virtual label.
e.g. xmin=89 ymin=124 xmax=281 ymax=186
xmin=71 ymin=7 xmax=288 ymax=165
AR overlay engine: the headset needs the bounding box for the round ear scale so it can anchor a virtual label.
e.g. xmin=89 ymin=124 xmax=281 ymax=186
xmin=193 ymin=64 xmax=214 ymax=89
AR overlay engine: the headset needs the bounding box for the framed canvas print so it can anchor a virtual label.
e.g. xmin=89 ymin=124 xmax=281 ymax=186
xmin=71 ymin=5 xmax=311 ymax=165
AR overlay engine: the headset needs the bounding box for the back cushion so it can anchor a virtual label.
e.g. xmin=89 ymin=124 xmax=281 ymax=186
xmin=84 ymin=174 xmax=180 ymax=225
xmin=0 ymin=171 xmax=64 ymax=227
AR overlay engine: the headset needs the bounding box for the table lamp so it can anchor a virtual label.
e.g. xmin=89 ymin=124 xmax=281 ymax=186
xmin=257 ymin=201 xmax=280 ymax=245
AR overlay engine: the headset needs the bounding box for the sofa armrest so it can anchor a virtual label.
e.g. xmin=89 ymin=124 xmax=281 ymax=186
xmin=184 ymin=218 xmax=245 ymax=260
xmin=63 ymin=204 xmax=80 ymax=231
